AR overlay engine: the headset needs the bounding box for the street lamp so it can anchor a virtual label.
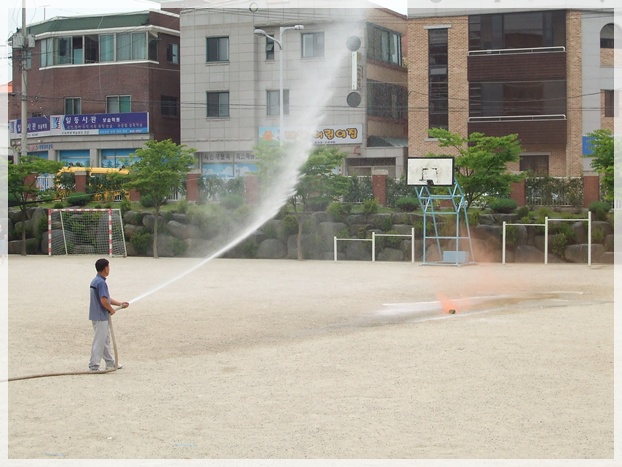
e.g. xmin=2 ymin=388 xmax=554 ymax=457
xmin=254 ymin=24 xmax=304 ymax=145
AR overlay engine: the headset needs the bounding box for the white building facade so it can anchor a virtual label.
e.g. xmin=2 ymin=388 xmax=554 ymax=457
xmin=179 ymin=7 xmax=408 ymax=180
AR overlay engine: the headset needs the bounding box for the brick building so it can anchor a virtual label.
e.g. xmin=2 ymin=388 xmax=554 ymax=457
xmin=406 ymin=7 xmax=616 ymax=180
xmin=8 ymin=10 xmax=181 ymax=167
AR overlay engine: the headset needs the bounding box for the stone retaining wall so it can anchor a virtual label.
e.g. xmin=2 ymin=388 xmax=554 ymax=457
xmin=5 ymin=207 xmax=614 ymax=263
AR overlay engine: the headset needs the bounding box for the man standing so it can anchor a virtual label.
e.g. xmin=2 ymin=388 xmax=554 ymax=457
xmin=89 ymin=258 xmax=129 ymax=371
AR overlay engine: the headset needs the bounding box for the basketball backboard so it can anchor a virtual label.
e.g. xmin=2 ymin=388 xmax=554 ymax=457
xmin=407 ymin=157 xmax=455 ymax=187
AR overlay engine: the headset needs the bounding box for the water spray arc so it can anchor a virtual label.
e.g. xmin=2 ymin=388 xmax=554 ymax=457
xmin=8 ymin=14 xmax=359 ymax=381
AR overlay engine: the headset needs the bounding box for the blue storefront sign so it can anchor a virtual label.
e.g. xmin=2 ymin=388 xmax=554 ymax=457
xmin=10 ymin=112 xmax=149 ymax=138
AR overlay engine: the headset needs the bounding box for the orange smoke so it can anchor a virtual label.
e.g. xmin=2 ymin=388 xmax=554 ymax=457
xmin=437 ymin=293 xmax=457 ymax=314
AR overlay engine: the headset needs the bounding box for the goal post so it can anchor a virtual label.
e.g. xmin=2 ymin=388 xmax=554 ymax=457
xmin=48 ymin=208 xmax=127 ymax=257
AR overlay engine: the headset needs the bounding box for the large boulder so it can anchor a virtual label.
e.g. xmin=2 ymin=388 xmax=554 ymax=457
xmin=591 ymin=220 xmax=613 ymax=237
xmin=142 ymin=214 xmax=167 ymax=233
xmin=470 ymin=237 xmax=502 ymax=263
xmin=257 ymin=238 xmax=286 ymax=259
xmin=123 ymin=224 xmax=146 ymax=239
xmin=166 ymin=220 xmax=201 ymax=240
xmin=123 ymin=210 xmax=143 ymax=225
xmin=145 ymin=233 xmax=186 ymax=257
xmin=184 ymin=238 xmax=217 ymax=258
xmin=287 ymin=234 xmax=318 ymax=260
xmin=344 ymin=240 xmax=372 ymax=261
xmin=564 ymin=244 xmax=606 ymax=263
xmin=367 ymin=213 xmax=393 ymax=230
xmin=30 ymin=208 xmax=48 ymax=238
xmin=472 ymin=224 xmax=502 ymax=248
xmin=318 ymin=222 xmax=348 ymax=251
xmin=514 ymin=245 xmax=544 ymax=263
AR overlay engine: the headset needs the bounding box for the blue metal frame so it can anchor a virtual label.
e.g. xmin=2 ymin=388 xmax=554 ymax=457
xmin=415 ymin=181 xmax=476 ymax=266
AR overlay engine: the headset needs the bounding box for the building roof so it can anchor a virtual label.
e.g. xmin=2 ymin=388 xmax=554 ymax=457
xmin=22 ymin=11 xmax=153 ymax=36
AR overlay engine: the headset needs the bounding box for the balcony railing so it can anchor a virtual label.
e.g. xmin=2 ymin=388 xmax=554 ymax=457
xmin=468 ymin=46 xmax=566 ymax=56
xmin=468 ymin=114 xmax=567 ymax=123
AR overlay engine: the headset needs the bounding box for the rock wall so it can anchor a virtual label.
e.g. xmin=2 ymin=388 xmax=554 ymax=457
xmin=6 ymin=207 xmax=614 ymax=263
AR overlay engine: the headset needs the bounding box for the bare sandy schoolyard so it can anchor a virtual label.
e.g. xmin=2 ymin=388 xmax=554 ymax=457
xmin=4 ymin=256 xmax=615 ymax=462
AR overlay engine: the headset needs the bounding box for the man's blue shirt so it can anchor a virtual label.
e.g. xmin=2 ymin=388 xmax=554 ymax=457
xmin=89 ymin=274 xmax=110 ymax=321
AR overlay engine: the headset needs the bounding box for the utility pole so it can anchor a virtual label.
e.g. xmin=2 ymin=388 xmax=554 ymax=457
xmin=17 ymin=0 xmax=33 ymax=164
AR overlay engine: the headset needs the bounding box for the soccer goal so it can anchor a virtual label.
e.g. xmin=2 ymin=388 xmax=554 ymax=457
xmin=48 ymin=208 xmax=127 ymax=257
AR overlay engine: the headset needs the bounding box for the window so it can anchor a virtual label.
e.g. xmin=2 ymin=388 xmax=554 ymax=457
xmin=106 ymin=96 xmax=131 ymax=113
xmin=206 ymin=91 xmax=229 ymax=117
xmin=267 ymin=90 xmax=289 ymax=116
xmin=206 ymin=37 xmax=229 ymax=62
xmin=100 ymin=34 xmax=115 ymax=62
xmin=42 ymin=32 xmax=155 ymax=66
xmin=265 ymin=35 xmax=275 ymax=60
xmin=520 ymin=155 xmax=549 ymax=175
xmin=41 ymin=38 xmax=53 ymax=67
xmin=469 ymin=81 xmax=566 ymax=117
xmin=601 ymin=24 xmax=616 ymax=49
xmin=148 ymin=33 xmax=158 ymax=61
xmin=161 ymin=96 xmax=179 ymax=117
xmin=72 ymin=36 xmax=83 ymax=64
xmin=367 ymin=24 xmax=402 ymax=66
xmin=167 ymin=43 xmax=179 ymax=64
xmin=429 ymin=28 xmax=448 ymax=131
xmin=65 ymin=97 xmax=81 ymax=115
xmin=117 ymin=33 xmax=132 ymax=61
xmin=116 ymin=32 xmax=146 ymax=61
xmin=367 ymin=81 xmax=407 ymax=120
xmin=302 ymin=32 xmax=324 ymax=58
xmin=132 ymin=33 xmax=146 ymax=60
xmin=469 ymin=10 xmax=566 ymax=51
xmin=57 ymin=37 xmax=72 ymax=65
xmin=85 ymin=35 xmax=99 ymax=63
xmin=604 ymin=90 xmax=616 ymax=117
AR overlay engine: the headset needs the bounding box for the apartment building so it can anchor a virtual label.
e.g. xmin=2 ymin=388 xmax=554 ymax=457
xmin=179 ymin=6 xmax=408 ymax=179
xmin=407 ymin=7 xmax=616 ymax=178
xmin=8 ymin=10 xmax=181 ymax=167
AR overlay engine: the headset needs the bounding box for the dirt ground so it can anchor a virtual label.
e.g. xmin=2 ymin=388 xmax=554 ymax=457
xmin=2 ymin=255 xmax=616 ymax=464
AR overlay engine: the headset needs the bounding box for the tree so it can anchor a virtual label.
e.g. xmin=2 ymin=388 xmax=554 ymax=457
xmin=428 ymin=128 xmax=524 ymax=209
xmin=7 ymin=156 xmax=63 ymax=255
xmin=254 ymin=143 xmax=349 ymax=260
xmin=585 ymin=128 xmax=614 ymax=202
xmin=124 ymin=139 xmax=196 ymax=258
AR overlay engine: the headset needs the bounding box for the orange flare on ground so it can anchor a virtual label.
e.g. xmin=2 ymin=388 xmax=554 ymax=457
xmin=437 ymin=293 xmax=457 ymax=314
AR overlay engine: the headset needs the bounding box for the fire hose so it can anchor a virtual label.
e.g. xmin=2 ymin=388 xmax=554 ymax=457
xmin=6 ymin=309 xmax=122 ymax=382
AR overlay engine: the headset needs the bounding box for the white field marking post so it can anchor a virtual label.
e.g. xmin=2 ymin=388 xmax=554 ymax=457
xmin=544 ymin=211 xmax=592 ymax=266
xmin=333 ymin=236 xmax=373 ymax=261
xmin=502 ymin=221 xmax=546 ymax=265
xmin=542 ymin=216 xmax=553 ymax=265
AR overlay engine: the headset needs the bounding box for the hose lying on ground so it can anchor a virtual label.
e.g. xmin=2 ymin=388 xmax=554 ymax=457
xmin=6 ymin=312 xmax=121 ymax=382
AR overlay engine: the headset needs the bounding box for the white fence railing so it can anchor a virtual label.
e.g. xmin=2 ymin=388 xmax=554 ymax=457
xmin=502 ymin=212 xmax=592 ymax=265
xmin=334 ymin=228 xmax=415 ymax=263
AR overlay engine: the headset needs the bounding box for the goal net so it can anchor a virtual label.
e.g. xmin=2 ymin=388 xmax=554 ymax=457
xmin=48 ymin=208 xmax=127 ymax=257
